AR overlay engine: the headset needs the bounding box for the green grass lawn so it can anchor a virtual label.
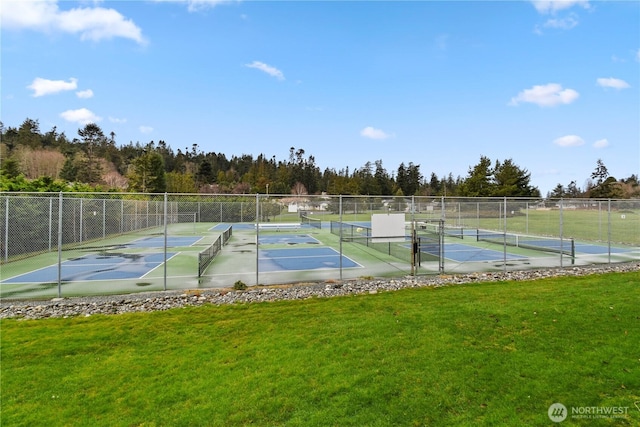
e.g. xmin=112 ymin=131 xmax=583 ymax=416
xmin=469 ymin=209 xmax=640 ymax=247
xmin=2 ymin=271 xmax=639 ymax=426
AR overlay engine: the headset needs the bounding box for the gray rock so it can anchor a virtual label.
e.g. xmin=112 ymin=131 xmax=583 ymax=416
xmin=1 ymin=262 xmax=638 ymax=320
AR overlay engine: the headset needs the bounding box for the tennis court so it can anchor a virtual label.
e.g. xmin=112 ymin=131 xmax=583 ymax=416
xmin=574 ymin=242 xmax=634 ymax=255
xmin=259 ymin=234 xmax=321 ymax=245
xmin=417 ymin=242 xmax=527 ymax=262
xmin=258 ymin=247 xmax=361 ymax=272
xmin=2 ymin=193 xmax=637 ymax=299
xmin=1 ymin=234 xmax=202 ymax=285
xmin=2 ymin=252 xmax=176 ymax=284
xmin=128 ymin=236 xmax=203 ymax=248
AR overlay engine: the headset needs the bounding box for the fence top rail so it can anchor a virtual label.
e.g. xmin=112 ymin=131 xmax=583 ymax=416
xmin=0 ymin=192 xmax=638 ymax=204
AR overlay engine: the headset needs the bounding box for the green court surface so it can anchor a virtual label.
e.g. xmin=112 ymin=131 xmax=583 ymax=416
xmin=1 ymin=221 xmax=638 ymax=299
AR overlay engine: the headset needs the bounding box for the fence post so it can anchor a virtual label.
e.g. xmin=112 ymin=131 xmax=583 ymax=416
xmin=503 ymin=197 xmax=507 ymax=273
xmin=559 ymin=198 xmax=564 ymax=268
xmin=439 ymin=218 xmax=445 ymax=274
xmin=102 ymin=199 xmax=106 ymax=239
xmin=57 ymin=192 xmax=63 ymax=298
xmin=4 ymin=196 xmax=9 ymax=263
xmin=120 ymin=199 xmax=124 ymax=234
xmin=607 ymin=199 xmax=612 ymax=264
xmin=163 ymin=193 xmax=168 ymax=291
xmin=598 ymin=200 xmax=603 ymax=241
xmin=49 ymin=198 xmax=53 ymax=252
xmin=339 ymin=195 xmax=343 ymax=281
xmin=79 ymin=198 xmax=83 ymax=243
xmin=255 ymin=193 xmax=260 ymax=286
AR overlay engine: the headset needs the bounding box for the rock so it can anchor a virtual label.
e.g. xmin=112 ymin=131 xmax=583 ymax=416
xmin=0 ymin=262 xmax=637 ymax=320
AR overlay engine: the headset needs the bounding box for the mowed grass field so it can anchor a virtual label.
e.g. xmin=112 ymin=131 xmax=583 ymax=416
xmin=475 ymin=208 xmax=640 ymax=247
xmin=304 ymin=206 xmax=640 ymax=247
xmin=2 ymin=271 xmax=639 ymax=426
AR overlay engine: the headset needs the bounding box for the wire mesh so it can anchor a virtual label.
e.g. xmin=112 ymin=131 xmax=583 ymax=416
xmin=0 ymin=193 xmax=637 ymax=299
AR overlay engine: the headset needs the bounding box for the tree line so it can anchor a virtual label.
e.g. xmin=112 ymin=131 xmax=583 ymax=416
xmin=1 ymin=118 xmax=637 ymax=199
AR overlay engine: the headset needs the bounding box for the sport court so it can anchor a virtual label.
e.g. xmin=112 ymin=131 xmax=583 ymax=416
xmin=256 ymin=233 xmax=361 ymax=272
xmin=1 ymin=235 xmax=201 ymax=284
xmin=2 ymin=252 xmax=176 ymax=283
xmin=259 ymin=247 xmax=360 ymax=272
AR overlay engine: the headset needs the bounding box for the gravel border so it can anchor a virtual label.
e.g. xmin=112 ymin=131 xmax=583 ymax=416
xmin=1 ymin=262 xmax=638 ymax=320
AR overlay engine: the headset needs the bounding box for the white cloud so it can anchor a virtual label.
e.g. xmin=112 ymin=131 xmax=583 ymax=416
xmin=553 ymin=135 xmax=585 ymax=147
xmin=593 ymin=139 xmax=609 ymax=148
xmin=1 ymin=0 xmax=146 ymax=44
xmin=543 ymin=15 xmax=578 ymax=30
xmin=509 ymin=83 xmax=579 ymax=107
xmin=109 ymin=116 xmax=127 ymax=123
xmin=152 ymin=0 xmax=234 ymax=13
xmin=60 ymin=108 xmax=102 ymax=125
xmin=245 ymin=61 xmax=285 ymax=80
xmin=28 ymin=77 xmax=77 ymax=97
xmin=531 ymin=1 xmax=588 ymax=34
xmin=139 ymin=126 xmax=154 ymax=134
xmin=76 ymin=89 xmax=94 ymax=99
xmin=531 ymin=0 xmax=590 ymax=14
xmin=637 ymin=48 xmax=640 ymax=62
xmin=597 ymin=77 xmax=630 ymax=90
xmin=360 ymin=126 xmax=392 ymax=140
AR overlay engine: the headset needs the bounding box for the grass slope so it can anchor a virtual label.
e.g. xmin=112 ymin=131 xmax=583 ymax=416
xmin=2 ymin=271 xmax=639 ymax=426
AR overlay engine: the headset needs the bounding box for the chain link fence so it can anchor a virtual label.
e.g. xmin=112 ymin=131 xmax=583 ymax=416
xmin=1 ymin=193 xmax=638 ymax=299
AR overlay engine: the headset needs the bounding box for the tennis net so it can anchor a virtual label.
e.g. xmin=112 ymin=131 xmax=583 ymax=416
xmin=416 ymin=221 xmax=465 ymax=239
xmin=198 ymin=225 xmax=233 ymax=277
xmin=329 ymin=220 xmax=442 ymax=265
xmin=476 ymin=229 xmax=575 ymax=257
xmin=301 ymin=215 xmax=323 ymax=229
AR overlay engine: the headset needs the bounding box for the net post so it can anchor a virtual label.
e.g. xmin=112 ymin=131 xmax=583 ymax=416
xmin=411 ymin=196 xmax=416 ymax=276
xmin=570 ymin=238 xmax=575 ymax=265
xmin=410 ymin=223 xmax=416 ymax=276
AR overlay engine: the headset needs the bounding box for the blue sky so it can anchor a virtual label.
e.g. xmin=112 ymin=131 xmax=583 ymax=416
xmin=1 ymin=0 xmax=638 ymax=195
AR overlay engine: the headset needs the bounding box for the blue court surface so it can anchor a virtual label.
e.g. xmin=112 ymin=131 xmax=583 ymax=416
xmin=211 ymin=223 xmax=310 ymax=231
xmin=259 ymin=234 xmax=321 ymax=245
xmin=128 ymin=236 xmax=202 ymax=248
xmin=259 ymin=247 xmax=360 ymax=272
xmin=1 ymin=252 xmax=175 ymax=283
xmin=418 ymin=242 xmax=526 ymax=262
xmin=211 ymin=223 xmax=237 ymax=231
xmin=574 ymin=242 xmax=634 ymax=254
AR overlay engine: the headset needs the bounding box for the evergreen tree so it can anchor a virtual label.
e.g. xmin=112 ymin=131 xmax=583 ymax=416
xmin=374 ymin=160 xmax=393 ymax=195
xmin=77 ymin=123 xmax=105 ymax=184
xmin=589 ymin=159 xmax=618 ymax=198
xmin=1 ymin=157 xmax=21 ymax=179
xmin=59 ymin=157 xmax=78 ymax=182
xmin=459 ymin=156 xmax=494 ymax=197
xmin=128 ymin=150 xmax=166 ymax=193
xmin=492 ymin=158 xmax=540 ymax=197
